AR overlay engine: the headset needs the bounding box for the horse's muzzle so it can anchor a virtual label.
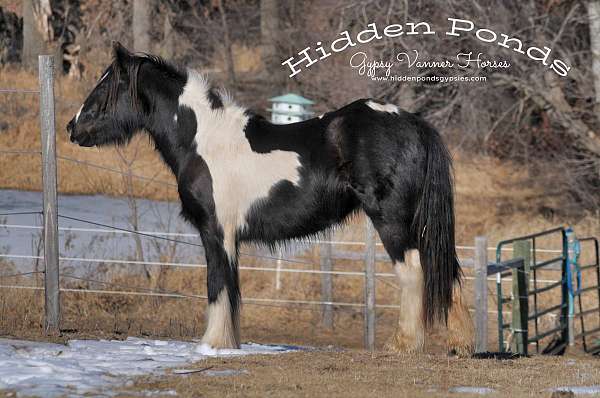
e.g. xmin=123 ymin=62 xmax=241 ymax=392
xmin=66 ymin=118 xmax=75 ymax=136
xmin=67 ymin=118 xmax=94 ymax=147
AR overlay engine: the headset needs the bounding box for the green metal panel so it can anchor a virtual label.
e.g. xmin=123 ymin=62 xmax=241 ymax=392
xmin=495 ymin=227 xmax=568 ymax=355
xmin=575 ymin=237 xmax=600 ymax=354
xmin=511 ymin=241 xmax=530 ymax=355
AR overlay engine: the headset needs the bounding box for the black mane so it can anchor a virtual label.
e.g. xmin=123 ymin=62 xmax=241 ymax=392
xmin=103 ymin=52 xmax=184 ymax=114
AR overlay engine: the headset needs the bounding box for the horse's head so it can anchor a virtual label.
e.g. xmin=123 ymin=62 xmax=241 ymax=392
xmin=67 ymin=42 xmax=184 ymax=147
xmin=66 ymin=42 xmax=141 ymax=147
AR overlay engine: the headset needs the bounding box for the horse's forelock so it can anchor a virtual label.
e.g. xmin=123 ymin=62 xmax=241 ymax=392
xmin=102 ymin=57 xmax=143 ymax=115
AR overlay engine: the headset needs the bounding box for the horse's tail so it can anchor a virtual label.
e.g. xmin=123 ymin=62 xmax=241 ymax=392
xmin=412 ymin=126 xmax=461 ymax=327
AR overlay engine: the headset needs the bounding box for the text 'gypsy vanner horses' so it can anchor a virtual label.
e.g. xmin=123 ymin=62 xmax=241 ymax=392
xmin=67 ymin=42 xmax=474 ymax=355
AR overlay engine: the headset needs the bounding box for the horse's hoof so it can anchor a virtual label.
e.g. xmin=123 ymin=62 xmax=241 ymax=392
xmin=447 ymin=340 xmax=474 ymax=358
xmin=385 ymin=332 xmax=424 ymax=353
xmin=200 ymin=334 xmax=240 ymax=350
xmin=196 ymin=341 xmax=240 ymax=353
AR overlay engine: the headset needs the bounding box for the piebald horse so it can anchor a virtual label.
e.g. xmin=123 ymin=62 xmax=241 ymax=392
xmin=67 ymin=42 xmax=473 ymax=354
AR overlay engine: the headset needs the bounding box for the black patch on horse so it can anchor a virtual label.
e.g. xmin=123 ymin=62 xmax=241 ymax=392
xmin=207 ymin=88 xmax=224 ymax=109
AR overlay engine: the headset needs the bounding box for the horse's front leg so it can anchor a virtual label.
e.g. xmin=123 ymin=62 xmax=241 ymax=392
xmin=199 ymin=224 xmax=241 ymax=349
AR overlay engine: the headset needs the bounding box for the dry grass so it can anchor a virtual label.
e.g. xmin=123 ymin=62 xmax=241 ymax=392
xmin=116 ymin=351 xmax=600 ymax=398
xmin=0 ymin=256 xmax=397 ymax=350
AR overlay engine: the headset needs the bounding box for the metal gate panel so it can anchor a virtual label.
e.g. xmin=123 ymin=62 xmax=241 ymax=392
xmin=496 ymin=227 xmax=568 ymax=355
xmin=575 ymin=237 xmax=600 ymax=354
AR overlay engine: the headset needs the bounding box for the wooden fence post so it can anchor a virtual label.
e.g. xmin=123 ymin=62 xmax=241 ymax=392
xmin=320 ymin=231 xmax=333 ymax=329
xmin=364 ymin=218 xmax=376 ymax=350
xmin=512 ymin=240 xmax=530 ymax=355
xmin=474 ymin=236 xmax=488 ymax=353
xmin=39 ymin=55 xmax=60 ymax=334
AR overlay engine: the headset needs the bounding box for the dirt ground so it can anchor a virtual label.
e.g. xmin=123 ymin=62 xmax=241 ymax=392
xmin=111 ymin=350 xmax=600 ymax=398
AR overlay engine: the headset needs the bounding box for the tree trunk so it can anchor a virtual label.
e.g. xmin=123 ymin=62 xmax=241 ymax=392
xmin=22 ymin=0 xmax=45 ymax=69
xmin=160 ymin=12 xmax=174 ymax=59
xmin=133 ymin=0 xmax=151 ymax=53
xmin=125 ymin=167 xmax=152 ymax=281
xmin=587 ymin=0 xmax=600 ymax=117
xmin=397 ymin=84 xmax=416 ymax=113
xmin=216 ymin=0 xmax=236 ymax=84
xmin=260 ymin=0 xmax=283 ymax=83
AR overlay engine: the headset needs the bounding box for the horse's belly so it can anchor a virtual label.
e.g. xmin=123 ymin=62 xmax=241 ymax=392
xmin=241 ymin=174 xmax=359 ymax=243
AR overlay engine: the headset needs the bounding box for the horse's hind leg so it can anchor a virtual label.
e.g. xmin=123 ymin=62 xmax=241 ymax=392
xmin=366 ymin=218 xmax=425 ymax=353
xmin=447 ymin=283 xmax=474 ymax=356
xmin=387 ymin=248 xmax=425 ymax=352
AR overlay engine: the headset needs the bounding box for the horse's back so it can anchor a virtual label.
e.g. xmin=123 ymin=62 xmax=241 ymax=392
xmin=324 ymin=98 xmax=431 ymax=183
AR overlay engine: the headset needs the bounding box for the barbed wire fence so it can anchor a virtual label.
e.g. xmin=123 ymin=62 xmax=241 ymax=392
xmin=0 ymin=55 xmax=564 ymax=350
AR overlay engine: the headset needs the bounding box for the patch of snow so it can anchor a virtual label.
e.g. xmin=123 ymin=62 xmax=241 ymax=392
xmin=0 ymin=337 xmax=299 ymax=397
xmin=549 ymin=386 xmax=600 ymax=395
xmin=139 ymin=390 xmax=178 ymax=397
xmin=449 ymin=386 xmax=496 ymax=395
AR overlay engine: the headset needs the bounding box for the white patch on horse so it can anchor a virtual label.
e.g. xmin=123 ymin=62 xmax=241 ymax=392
xmin=366 ymin=100 xmax=399 ymax=113
xmin=179 ymin=70 xmax=301 ymax=260
xmin=99 ymin=70 xmax=110 ymax=83
xmin=75 ymin=104 xmax=84 ymax=122
xmin=78 ymin=70 xmax=109 ymax=123
xmin=173 ymin=114 xmax=178 ymax=123
xmin=201 ymin=288 xmax=239 ymax=348
xmin=392 ymin=250 xmax=424 ymax=351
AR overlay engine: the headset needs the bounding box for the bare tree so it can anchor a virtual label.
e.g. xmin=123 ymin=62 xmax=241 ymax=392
xmin=22 ymin=0 xmax=49 ymax=68
xmin=260 ymin=0 xmax=282 ymax=83
xmin=160 ymin=8 xmax=175 ymax=59
xmin=116 ymin=144 xmax=153 ymax=281
xmin=0 ymin=7 xmax=22 ymax=65
xmin=588 ymin=0 xmax=600 ymax=117
xmin=217 ymin=0 xmax=236 ymax=84
xmin=133 ymin=0 xmax=151 ymax=53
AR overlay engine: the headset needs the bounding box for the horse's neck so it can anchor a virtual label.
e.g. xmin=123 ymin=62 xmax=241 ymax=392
xmin=150 ymin=96 xmax=249 ymax=179
xmin=150 ymin=130 xmax=186 ymax=177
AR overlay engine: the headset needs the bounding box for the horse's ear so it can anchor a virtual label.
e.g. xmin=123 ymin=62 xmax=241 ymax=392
xmin=112 ymin=41 xmax=133 ymax=70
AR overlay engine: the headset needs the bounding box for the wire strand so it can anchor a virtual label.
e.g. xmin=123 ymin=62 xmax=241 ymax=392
xmin=0 ymin=211 xmax=42 ymax=217
xmin=0 ymin=89 xmax=39 ymax=93
xmin=55 ymin=214 xmax=321 ymax=266
xmin=61 ymin=274 xmax=201 ymax=298
xmin=57 ymin=214 xmax=203 ymax=247
xmin=0 ymin=271 xmax=44 ymax=279
xmin=0 ymin=284 xmax=513 ymax=315
xmin=0 ymin=149 xmax=41 ymax=156
xmin=57 ymin=155 xmax=177 ymax=188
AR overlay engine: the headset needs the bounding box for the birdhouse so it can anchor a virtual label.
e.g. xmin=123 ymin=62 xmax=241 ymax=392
xmin=268 ymin=93 xmax=315 ymax=124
